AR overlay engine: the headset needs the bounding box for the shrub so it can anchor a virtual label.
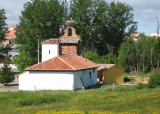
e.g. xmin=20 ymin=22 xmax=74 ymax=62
xmin=0 ymin=58 xmax=14 ymax=85
xmin=148 ymin=74 xmax=160 ymax=88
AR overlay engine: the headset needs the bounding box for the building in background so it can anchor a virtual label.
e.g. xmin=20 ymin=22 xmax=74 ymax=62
xmin=0 ymin=25 xmax=20 ymax=60
xmin=130 ymin=31 xmax=141 ymax=42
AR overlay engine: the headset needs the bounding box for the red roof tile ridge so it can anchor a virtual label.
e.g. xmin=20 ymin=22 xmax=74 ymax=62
xmin=58 ymin=56 xmax=76 ymax=71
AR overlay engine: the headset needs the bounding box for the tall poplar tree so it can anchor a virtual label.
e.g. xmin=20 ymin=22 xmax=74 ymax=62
xmin=106 ymin=1 xmax=137 ymax=55
xmin=0 ymin=9 xmax=10 ymax=62
xmin=15 ymin=0 xmax=67 ymax=71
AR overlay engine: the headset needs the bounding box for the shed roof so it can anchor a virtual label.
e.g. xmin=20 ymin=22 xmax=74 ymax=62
xmin=97 ymin=64 xmax=124 ymax=71
xmin=6 ymin=29 xmax=16 ymax=38
xmin=26 ymin=55 xmax=98 ymax=71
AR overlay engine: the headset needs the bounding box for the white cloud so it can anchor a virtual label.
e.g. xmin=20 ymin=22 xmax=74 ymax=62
xmin=141 ymin=9 xmax=154 ymax=14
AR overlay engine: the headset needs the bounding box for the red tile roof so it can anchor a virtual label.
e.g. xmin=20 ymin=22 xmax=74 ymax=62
xmin=41 ymin=38 xmax=59 ymax=44
xmin=6 ymin=30 xmax=16 ymax=38
xmin=41 ymin=38 xmax=80 ymax=44
xmin=26 ymin=55 xmax=98 ymax=71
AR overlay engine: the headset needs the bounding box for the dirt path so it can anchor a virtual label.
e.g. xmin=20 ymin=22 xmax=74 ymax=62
xmin=123 ymin=76 xmax=150 ymax=85
xmin=0 ymin=76 xmax=19 ymax=92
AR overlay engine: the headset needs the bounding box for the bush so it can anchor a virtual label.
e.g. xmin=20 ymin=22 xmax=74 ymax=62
xmin=84 ymin=51 xmax=98 ymax=62
xmin=0 ymin=58 xmax=14 ymax=85
xmin=148 ymin=74 xmax=160 ymax=88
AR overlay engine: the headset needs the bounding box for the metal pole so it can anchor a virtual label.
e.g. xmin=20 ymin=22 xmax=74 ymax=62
xmin=38 ymin=39 xmax=39 ymax=63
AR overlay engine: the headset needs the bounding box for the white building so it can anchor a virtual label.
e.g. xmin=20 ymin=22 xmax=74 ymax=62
xmin=19 ymin=55 xmax=98 ymax=91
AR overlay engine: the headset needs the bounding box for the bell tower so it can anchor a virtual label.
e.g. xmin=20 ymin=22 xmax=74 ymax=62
xmin=59 ymin=19 xmax=81 ymax=55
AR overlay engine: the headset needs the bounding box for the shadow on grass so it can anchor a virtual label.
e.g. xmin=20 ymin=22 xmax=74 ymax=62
xmin=85 ymin=83 xmax=104 ymax=89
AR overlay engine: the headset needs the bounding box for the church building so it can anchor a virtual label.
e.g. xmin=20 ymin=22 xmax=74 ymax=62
xmin=19 ymin=19 xmax=98 ymax=91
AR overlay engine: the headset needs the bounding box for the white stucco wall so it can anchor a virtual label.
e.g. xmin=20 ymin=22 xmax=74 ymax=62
xmin=19 ymin=71 xmax=33 ymax=90
xmin=73 ymin=68 xmax=97 ymax=89
xmin=19 ymin=71 xmax=74 ymax=91
xmin=42 ymin=44 xmax=59 ymax=62
xmin=19 ymin=68 xmax=97 ymax=91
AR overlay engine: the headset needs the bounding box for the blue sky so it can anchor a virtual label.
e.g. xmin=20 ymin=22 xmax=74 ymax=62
xmin=0 ymin=0 xmax=160 ymax=35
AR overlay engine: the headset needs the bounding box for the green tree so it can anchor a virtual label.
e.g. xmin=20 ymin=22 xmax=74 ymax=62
xmin=69 ymin=0 xmax=94 ymax=53
xmin=92 ymin=0 xmax=109 ymax=55
xmin=84 ymin=51 xmax=98 ymax=62
xmin=0 ymin=58 xmax=14 ymax=85
xmin=135 ymin=34 xmax=155 ymax=72
xmin=118 ymin=38 xmax=136 ymax=72
xmin=15 ymin=0 xmax=67 ymax=71
xmin=153 ymin=38 xmax=160 ymax=68
xmin=0 ymin=9 xmax=7 ymax=42
xmin=69 ymin=1 xmax=137 ymax=55
xmin=0 ymin=9 xmax=10 ymax=62
xmin=106 ymin=53 xmax=118 ymax=64
xmin=84 ymin=51 xmax=106 ymax=63
xmin=106 ymin=1 xmax=137 ymax=55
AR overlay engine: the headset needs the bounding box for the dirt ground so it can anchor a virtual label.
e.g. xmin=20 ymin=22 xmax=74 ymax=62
xmin=123 ymin=76 xmax=150 ymax=85
xmin=0 ymin=76 xmax=19 ymax=92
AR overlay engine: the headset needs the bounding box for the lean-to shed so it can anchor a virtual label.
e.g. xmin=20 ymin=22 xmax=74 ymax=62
xmin=97 ymin=64 xmax=124 ymax=84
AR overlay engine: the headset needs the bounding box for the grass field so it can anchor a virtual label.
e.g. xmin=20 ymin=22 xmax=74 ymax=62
xmin=0 ymin=84 xmax=160 ymax=113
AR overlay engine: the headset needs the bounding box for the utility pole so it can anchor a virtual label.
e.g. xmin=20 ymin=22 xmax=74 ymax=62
xmin=38 ymin=39 xmax=39 ymax=63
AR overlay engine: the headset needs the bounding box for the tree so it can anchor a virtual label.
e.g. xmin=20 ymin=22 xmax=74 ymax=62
xmin=0 ymin=9 xmax=7 ymax=42
xmin=69 ymin=0 xmax=95 ymax=54
xmin=69 ymin=1 xmax=137 ymax=55
xmin=106 ymin=1 xmax=137 ymax=55
xmin=15 ymin=0 xmax=67 ymax=71
xmin=135 ymin=34 xmax=155 ymax=72
xmin=153 ymin=38 xmax=160 ymax=68
xmin=92 ymin=0 xmax=109 ymax=55
xmin=0 ymin=9 xmax=10 ymax=62
xmin=156 ymin=16 xmax=159 ymax=37
xmin=13 ymin=50 xmax=33 ymax=72
xmin=0 ymin=58 xmax=14 ymax=85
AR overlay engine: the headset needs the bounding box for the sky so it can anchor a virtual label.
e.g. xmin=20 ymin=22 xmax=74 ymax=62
xmin=0 ymin=0 xmax=160 ymax=35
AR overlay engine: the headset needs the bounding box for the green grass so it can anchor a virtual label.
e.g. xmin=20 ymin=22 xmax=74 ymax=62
xmin=125 ymin=70 xmax=160 ymax=77
xmin=0 ymin=85 xmax=160 ymax=113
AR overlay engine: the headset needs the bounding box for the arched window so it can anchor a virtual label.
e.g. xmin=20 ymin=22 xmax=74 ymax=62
xmin=68 ymin=28 xmax=72 ymax=36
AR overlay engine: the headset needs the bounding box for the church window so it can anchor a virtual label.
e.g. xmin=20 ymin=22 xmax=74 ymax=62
xmin=68 ymin=28 xmax=72 ymax=36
